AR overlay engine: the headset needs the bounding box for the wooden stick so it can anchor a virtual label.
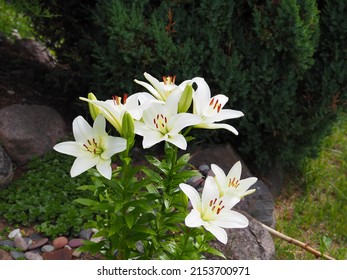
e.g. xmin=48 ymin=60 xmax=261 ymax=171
xmin=261 ymin=222 xmax=336 ymax=260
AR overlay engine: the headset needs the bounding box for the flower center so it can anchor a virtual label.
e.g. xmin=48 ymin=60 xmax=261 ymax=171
xmin=208 ymin=197 xmax=225 ymax=215
xmin=208 ymin=97 xmax=222 ymax=114
xmin=162 ymin=75 xmax=176 ymax=85
xmin=153 ymin=114 xmax=168 ymax=133
xmin=228 ymin=177 xmax=240 ymax=188
xmin=83 ymin=138 xmax=103 ymax=155
xmin=112 ymin=94 xmax=128 ymax=106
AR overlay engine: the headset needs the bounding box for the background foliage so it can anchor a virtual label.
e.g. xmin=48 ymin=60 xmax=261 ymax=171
xmin=9 ymin=0 xmax=347 ymax=172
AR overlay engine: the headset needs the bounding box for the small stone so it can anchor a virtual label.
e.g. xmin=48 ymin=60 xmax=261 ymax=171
xmin=90 ymin=236 xmax=105 ymax=243
xmin=79 ymin=228 xmax=93 ymax=240
xmin=29 ymin=232 xmax=44 ymax=241
xmin=207 ymin=169 xmax=215 ymax=177
xmin=198 ymin=164 xmax=210 ymax=176
xmin=41 ymin=245 xmax=55 ymax=253
xmin=0 ymin=240 xmax=15 ymax=248
xmin=14 ymin=235 xmax=28 ymax=251
xmin=28 ymin=237 xmax=49 ymax=250
xmin=186 ymin=175 xmax=204 ymax=189
xmin=42 ymin=248 xmax=72 ymax=260
xmin=0 ymin=249 xmax=13 ymax=260
xmin=8 ymin=228 xmax=21 ymax=239
xmin=72 ymin=250 xmax=83 ymax=258
xmin=52 ymin=236 xmax=68 ymax=249
xmin=10 ymin=250 xmax=25 ymax=259
xmin=25 ymin=251 xmax=43 ymax=260
xmin=68 ymin=238 xmax=84 ymax=248
xmin=64 ymin=245 xmax=72 ymax=250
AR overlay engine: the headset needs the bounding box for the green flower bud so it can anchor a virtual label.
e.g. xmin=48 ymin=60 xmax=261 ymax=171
xmin=178 ymin=83 xmax=193 ymax=113
xmin=87 ymin=92 xmax=102 ymax=120
xmin=121 ymin=111 xmax=135 ymax=147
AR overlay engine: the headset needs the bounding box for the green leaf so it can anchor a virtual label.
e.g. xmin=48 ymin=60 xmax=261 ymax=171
xmin=73 ymin=198 xmax=98 ymax=207
xmin=204 ymin=246 xmax=226 ymax=259
xmin=145 ymin=155 xmax=169 ymax=174
xmin=125 ymin=212 xmax=135 ymax=229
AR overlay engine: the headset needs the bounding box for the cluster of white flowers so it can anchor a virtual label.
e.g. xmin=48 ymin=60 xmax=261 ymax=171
xmin=53 ymin=72 xmax=257 ymax=244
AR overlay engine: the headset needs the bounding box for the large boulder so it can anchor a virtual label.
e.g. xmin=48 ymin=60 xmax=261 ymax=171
xmin=0 ymin=104 xmax=67 ymax=166
xmin=189 ymin=143 xmax=275 ymax=227
xmin=0 ymin=145 xmax=13 ymax=188
xmin=207 ymin=212 xmax=275 ymax=260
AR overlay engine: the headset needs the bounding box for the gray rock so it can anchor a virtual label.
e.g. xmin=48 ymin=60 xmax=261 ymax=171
xmin=0 ymin=240 xmax=15 ymax=248
xmin=0 ymin=104 xmax=67 ymax=166
xmin=0 ymin=249 xmax=13 ymax=260
xmin=189 ymin=143 xmax=275 ymax=227
xmin=79 ymin=228 xmax=93 ymax=240
xmin=0 ymin=145 xmax=13 ymax=188
xmin=41 ymin=245 xmax=55 ymax=253
xmin=10 ymin=250 xmax=25 ymax=259
xmin=207 ymin=212 xmax=275 ymax=260
xmin=14 ymin=235 xmax=28 ymax=251
xmin=28 ymin=237 xmax=48 ymax=250
xmin=25 ymin=251 xmax=43 ymax=260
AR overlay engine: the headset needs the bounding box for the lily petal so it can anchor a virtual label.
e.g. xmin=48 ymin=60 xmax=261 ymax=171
xmin=70 ymin=154 xmax=99 ymax=177
xmin=166 ymin=133 xmax=187 ymax=150
xmin=179 ymin=183 xmax=202 ymax=211
xmin=204 ymin=224 xmax=228 ymax=244
xmin=185 ymin=209 xmax=204 ymax=228
xmin=211 ymin=209 xmax=249 ymax=228
xmin=73 ymin=116 xmax=93 ymax=143
xmin=101 ymin=136 xmax=127 ymax=159
xmin=195 ymin=122 xmax=239 ymax=135
xmin=96 ymin=158 xmax=112 ymax=179
xmin=53 ymin=141 xmax=83 ymax=157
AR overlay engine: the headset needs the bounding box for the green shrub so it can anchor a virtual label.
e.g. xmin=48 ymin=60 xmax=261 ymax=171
xmin=0 ymin=152 xmax=93 ymax=238
xmin=18 ymin=0 xmax=347 ymax=172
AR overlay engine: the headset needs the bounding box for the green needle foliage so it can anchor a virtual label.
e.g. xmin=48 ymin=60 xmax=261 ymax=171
xmin=9 ymin=0 xmax=347 ymax=173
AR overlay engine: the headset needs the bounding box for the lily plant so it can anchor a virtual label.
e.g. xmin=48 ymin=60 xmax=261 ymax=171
xmin=53 ymin=72 xmax=256 ymax=260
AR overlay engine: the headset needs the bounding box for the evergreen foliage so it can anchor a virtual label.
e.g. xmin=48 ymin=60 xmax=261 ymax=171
xmin=16 ymin=0 xmax=347 ymax=171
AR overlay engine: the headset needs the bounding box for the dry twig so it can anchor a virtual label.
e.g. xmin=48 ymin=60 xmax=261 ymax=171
xmin=261 ymin=222 xmax=335 ymax=260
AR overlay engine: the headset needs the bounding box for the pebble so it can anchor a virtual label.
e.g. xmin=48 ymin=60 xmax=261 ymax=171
xmin=186 ymin=175 xmax=204 ymax=189
xmin=0 ymin=249 xmax=13 ymax=260
xmin=79 ymin=228 xmax=93 ymax=240
xmin=41 ymin=244 xmax=55 ymax=253
xmin=68 ymin=238 xmax=84 ymax=248
xmin=29 ymin=232 xmax=44 ymax=241
xmin=28 ymin=237 xmax=49 ymax=250
xmin=25 ymin=251 xmax=43 ymax=260
xmin=199 ymin=164 xmax=210 ymax=176
xmin=14 ymin=235 xmax=28 ymax=251
xmin=52 ymin=236 xmax=68 ymax=249
xmin=72 ymin=250 xmax=83 ymax=258
xmin=10 ymin=250 xmax=25 ymax=259
xmin=0 ymin=239 xmax=15 ymax=248
xmin=8 ymin=228 xmax=21 ymax=239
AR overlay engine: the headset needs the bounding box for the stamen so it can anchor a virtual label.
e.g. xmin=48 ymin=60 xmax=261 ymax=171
xmin=217 ymin=104 xmax=222 ymax=113
xmin=87 ymin=139 xmax=92 ymax=145
xmin=123 ymin=93 xmax=128 ymax=104
xmin=209 ymin=98 xmax=214 ymax=106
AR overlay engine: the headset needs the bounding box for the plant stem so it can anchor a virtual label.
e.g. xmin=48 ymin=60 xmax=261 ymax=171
xmin=261 ymin=222 xmax=336 ymax=260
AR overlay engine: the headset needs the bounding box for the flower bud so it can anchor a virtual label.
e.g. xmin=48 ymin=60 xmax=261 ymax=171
xmin=87 ymin=92 xmax=102 ymax=120
xmin=121 ymin=111 xmax=135 ymax=144
xmin=178 ymin=83 xmax=193 ymax=113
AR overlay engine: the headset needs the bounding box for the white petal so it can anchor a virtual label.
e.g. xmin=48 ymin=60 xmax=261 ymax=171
xmin=212 ymin=94 xmax=229 ymax=107
xmin=185 ymin=209 xmax=204 ymax=228
xmin=206 ymin=109 xmax=244 ymax=123
xmin=164 ymin=91 xmax=181 ymax=115
xmin=227 ymin=161 xmax=242 ymax=182
xmin=169 ymin=113 xmax=201 ymax=135
xmin=142 ymin=103 xmax=164 ymax=129
xmin=179 ymin=183 xmax=202 ymax=212
xmin=204 ymin=224 xmax=228 ymax=244
xmin=192 ymin=77 xmax=210 ymax=115
xmin=201 ymin=177 xmax=220 ymax=212
xmin=237 ymin=177 xmax=258 ymax=194
xmin=70 ymin=155 xmax=99 ymax=177
xmin=144 ymin=72 xmax=164 ymax=96
xmin=93 ymin=114 xmax=107 ymax=137
xmin=134 ymin=121 xmax=152 ymax=136
xmin=72 ymin=116 xmax=93 ymax=143
xmin=195 ymin=122 xmax=239 ymax=135
xmin=101 ymin=136 xmax=127 ymax=159
xmin=212 ymin=209 xmax=249 ymax=229
xmin=53 ymin=141 xmax=82 ymax=157
xmin=211 ymin=164 xmax=227 ymax=191
xmin=142 ymin=130 xmax=165 ymax=149
xmin=96 ymin=158 xmax=112 ymax=179
xmin=166 ymin=134 xmax=187 ymax=150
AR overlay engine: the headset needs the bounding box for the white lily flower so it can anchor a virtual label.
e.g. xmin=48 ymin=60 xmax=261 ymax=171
xmin=53 ymin=114 xmax=127 ymax=179
xmin=211 ymin=161 xmax=257 ymax=201
xmin=134 ymin=72 xmax=190 ymax=101
xmin=192 ymin=77 xmax=244 ymax=135
xmin=179 ymin=177 xmax=249 ymax=244
xmin=134 ymin=92 xmax=201 ymax=150
xmin=80 ymin=93 xmax=153 ymax=135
